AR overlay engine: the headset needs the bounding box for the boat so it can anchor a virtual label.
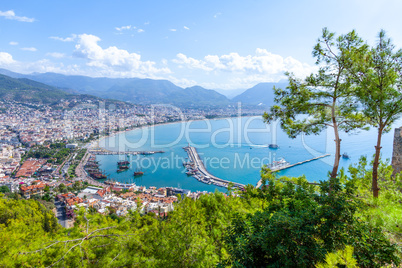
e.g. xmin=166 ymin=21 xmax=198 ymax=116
xmin=342 ymin=153 xmax=350 ymax=159
xmin=134 ymin=171 xmax=144 ymax=177
xmin=267 ymin=158 xmax=290 ymax=169
xmin=117 ymin=160 xmax=129 ymax=166
xmin=268 ymin=144 xmax=279 ymax=149
xmin=91 ymin=172 xmax=107 ymax=179
xmin=117 ymin=165 xmax=129 ymax=172
xmin=134 ymin=166 xmax=144 ymax=177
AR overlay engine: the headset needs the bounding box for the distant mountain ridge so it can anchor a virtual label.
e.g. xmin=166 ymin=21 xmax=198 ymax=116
xmin=0 ymin=73 xmax=128 ymax=106
xmin=232 ymin=82 xmax=288 ymax=107
xmin=0 ymin=74 xmax=70 ymax=104
xmin=0 ymin=68 xmax=282 ymax=108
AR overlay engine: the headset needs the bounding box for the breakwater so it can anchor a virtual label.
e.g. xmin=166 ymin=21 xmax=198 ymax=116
xmin=183 ymin=146 xmax=245 ymax=189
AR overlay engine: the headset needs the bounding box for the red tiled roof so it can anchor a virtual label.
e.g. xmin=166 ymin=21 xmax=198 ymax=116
xmin=20 ymin=183 xmax=45 ymax=192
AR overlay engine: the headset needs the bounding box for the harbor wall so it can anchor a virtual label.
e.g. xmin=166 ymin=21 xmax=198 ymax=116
xmin=392 ymin=127 xmax=402 ymax=175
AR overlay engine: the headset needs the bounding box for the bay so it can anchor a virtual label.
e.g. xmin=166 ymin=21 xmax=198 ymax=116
xmin=98 ymin=116 xmax=402 ymax=192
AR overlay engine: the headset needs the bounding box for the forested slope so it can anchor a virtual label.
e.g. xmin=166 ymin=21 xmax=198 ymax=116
xmin=1 ymin=160 xmax=401 ymax=267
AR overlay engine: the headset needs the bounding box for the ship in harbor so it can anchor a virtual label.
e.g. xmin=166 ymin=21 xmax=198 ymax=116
xmin=134 ymin=167 xmax=144 ymax=177
xmin=267 ymin=158 xmax=290 ymax=169
xmin=84 ymin=155 xmax=108 ymax=179
xmin=268 ymin=144 xmax=279 ymax=149
xmin=117 ymin=165 xmax=129 ymax=173
xmin=342 ymin=152 xmax=351 ymax=159
xmin=117 ymin=156 xmax=130 ymax=172
xmin=117 ymin=160 xmax=129 ymax=166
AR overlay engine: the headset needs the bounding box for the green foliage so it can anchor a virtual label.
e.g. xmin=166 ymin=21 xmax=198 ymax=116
xmin=353 ymin=30 xmax=402 ymax=134
xmin=351 ymin=30 xmax=402 ymax=198
xmin=264 ymin=28 xmax=367 ymax=138
xmin=316 ymin=246 xmax=357 ymax=268
xmin=49 ymin=142 xmax=67 ymax=149
xmin=224 ymin=174 xmax=400 ymax=267
xmin=350 ymin=156 xmax=402 ymax=246
xmin=0 ymin=185 xmax=10 ymax=193
xmin=263 ymin=28 xmax=368 ymax=179
xmin=0 ymin=194 xmax=59 ymax=265
xmin=25 ymin=144 xmax=70 ymax=164
xmin=1 ymin=161 xmax=401 ymax=267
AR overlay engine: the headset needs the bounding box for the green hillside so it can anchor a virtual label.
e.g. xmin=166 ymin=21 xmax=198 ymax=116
xmin=0 ymin=74 xmax=130 ymax=107
xmin=0 ymin=74 xmax=71 ymax=104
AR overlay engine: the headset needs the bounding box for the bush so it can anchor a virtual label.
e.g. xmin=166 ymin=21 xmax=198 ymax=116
xmin=224 ymin=175 xmax=400 ymax=267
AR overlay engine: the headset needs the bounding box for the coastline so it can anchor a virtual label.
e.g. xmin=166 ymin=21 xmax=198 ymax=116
xmin=94 ymin=114 xmax=262 ymax=151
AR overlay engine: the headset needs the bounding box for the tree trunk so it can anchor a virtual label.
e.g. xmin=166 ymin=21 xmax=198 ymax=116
xmin=331 ymin=113 xmax=341 ymax=180
xmin=372 ymin=127 xmax=383 ymax=198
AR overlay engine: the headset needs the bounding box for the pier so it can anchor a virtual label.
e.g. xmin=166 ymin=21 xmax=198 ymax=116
xmin=256 ymin=154 xmax=330 ymax=188
xmin=183 ymin=146 xmax=245 ymax=189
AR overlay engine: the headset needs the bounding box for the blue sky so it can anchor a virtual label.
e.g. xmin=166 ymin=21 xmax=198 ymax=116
xmin=0 ymin=0 xmax=401 ymax=90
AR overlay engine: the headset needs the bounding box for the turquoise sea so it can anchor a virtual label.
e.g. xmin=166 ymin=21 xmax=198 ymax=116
xmin=98 ymin=116 xmax=401 ymax=192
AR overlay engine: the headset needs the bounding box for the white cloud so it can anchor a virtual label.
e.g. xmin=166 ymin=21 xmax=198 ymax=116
xmin=0 ymin=52 xmax=15 ymax=65
xmin=50 ymin=34 xmax=77 ymax=42
xmin=21 ymin=47 xmax=37 ymax=52
xmin=168 ymin=76 xmax=197 ymax=88
xmin=115 ymin=25 xmax=132 ymax=31
xmin=46 ymin=52 xmax=65 ymax=58
xmin=73 ymin=34 xmax=170 ymax=77
xmin=0 ymin=52 xmax=92 ymax=77
xmin=172 ymin=49 xmax=317 ymax=89
xmin=0 ymin=10 xmax=35 ymax=22
xmin=137 ymin=29 xmax=144 ymax=33
xmin=173 ymin=49 xmax=315 ymax=77
xmin=183 ymin=26 xmax=190 ymax=30
xmin=9 ymin=41 xmax=18 ymax=46
xmin=173 ymin=53 xmax=212 ymax=71
xmin=169 ymin=29 xmax=177 ymax=32
xmin=214 ymin=12 xmax=222 ymax=18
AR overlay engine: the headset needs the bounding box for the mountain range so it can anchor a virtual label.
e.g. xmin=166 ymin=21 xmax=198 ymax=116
xmin=232 ymin=82 xmax=288 ymax=107
xmin=0 ymin=73 xmax=128 ymax=107
xmin=0 ymin=68 xmax=287 ymax=108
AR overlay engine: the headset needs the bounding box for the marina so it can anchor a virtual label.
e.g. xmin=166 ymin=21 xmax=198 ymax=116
xmin=84 ymin=155 xmax=108 ymax=180
xmin=183 ymin=146 xmax=245 ymax=189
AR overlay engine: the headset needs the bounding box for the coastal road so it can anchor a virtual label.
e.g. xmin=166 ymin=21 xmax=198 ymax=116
xmin=55 ymin=200 xmax=67 ymax=228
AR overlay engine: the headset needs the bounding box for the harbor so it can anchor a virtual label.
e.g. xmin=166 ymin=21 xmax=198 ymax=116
xmin=84 ymin=154 xmax=108 ymax=180
xmin=183 ymin=146 xmax=245 ymax=189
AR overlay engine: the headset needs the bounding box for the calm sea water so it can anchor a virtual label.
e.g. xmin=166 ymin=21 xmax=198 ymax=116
xmin=98 ymin=116 xmax=402 ymax=192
